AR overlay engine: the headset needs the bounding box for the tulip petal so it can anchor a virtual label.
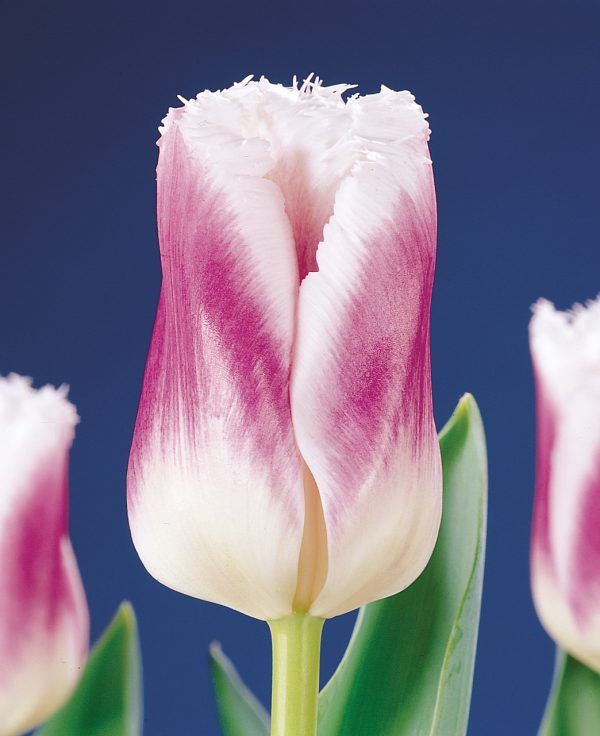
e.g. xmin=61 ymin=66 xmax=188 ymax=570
xmin=0 ymin=375 xmax=88 ymax=736
xmin=127 ymin=96 xmax=306 ymax=620
xmin=530 ymin=298 xmax=600 ymax=671
xmin=291 ymin=89 xmax=442 ymax=617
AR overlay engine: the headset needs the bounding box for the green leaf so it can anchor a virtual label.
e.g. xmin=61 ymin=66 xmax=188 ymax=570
xmin=317 ymin=393 xmax=487 ymax=736
xmin=37 ymin=602 xmax=142 ymax=736
xmin=539 ymin=649 xmax=600 ymax=735
xmin=210 ymin=642 xmax=270 ymax=736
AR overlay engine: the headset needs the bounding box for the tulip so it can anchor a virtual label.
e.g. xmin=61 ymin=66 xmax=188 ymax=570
xmin=128 ymin=75 xmax=441 ymax=735
xmin=0 ymin=374 xmax=89 ymax=736
xmin=530 ymin=297 xmax=600 ymax=672
xmin=128 ymin=76 xmax=441 ymax=623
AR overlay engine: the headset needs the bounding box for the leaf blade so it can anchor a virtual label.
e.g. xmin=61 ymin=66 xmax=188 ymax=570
xmin=210 ymin=642 xmax=270 ymax=736
xmin=36 ymin=602 xmax=142 ymax=736
xmin=539 ymin=649 xmax=600 ymax=735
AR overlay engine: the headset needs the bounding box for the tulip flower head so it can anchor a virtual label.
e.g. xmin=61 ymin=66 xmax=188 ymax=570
xmin=128 ymin=76 xmax=442 ymax=621
xmin=0 ymin=375 xmax=88 ymax=736
xmin=530 ymin=297 xmax=600 ymax=672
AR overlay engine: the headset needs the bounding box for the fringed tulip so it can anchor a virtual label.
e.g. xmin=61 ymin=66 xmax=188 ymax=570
xmin=530 ymin=297 xmax=600 ymax=672
xmin=127 ymin=76 xmax=442 ymax=621
xmin=0 ymin=375 xmax=88 ymax=736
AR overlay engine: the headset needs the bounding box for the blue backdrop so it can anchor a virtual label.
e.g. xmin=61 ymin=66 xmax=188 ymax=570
xmin=2 ymin=0 xmax=599 ymax=733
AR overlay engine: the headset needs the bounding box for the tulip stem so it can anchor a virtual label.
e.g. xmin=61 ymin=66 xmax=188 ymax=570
xmin=268 ymin=613 xmax=324 ymax=736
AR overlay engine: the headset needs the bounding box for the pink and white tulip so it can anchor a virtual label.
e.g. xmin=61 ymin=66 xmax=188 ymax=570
xmin=530 ymin=297 xmax=600 ymax=671
xmin=0 ymin=375 xmax=88 ymax=736
xmin=127 ymin=76 xmax=442 ymax=620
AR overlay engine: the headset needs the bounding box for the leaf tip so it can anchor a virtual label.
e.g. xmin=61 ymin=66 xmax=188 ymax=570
xmin=209 ymin=640 xmax=224 ymax=662
xmin=115 ymin=600 xmax=138 ymax=632
xmin=456 ymin=391 xmax=477 ymax=416
xmin=448 ymin=393 xmax=483 ymax=434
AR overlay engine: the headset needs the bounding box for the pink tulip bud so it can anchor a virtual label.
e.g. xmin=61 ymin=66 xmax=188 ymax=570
xmin=0 ymin=375 xmax=89 ymax=736
xmin=127 ymin=76 xmax=442 ymax=620
xmin=530 ymin=297 xmax=600 ymax=671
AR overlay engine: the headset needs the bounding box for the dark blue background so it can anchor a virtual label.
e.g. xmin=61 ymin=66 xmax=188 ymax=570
xmin=2 ymin=0 xmax=599 ymax=733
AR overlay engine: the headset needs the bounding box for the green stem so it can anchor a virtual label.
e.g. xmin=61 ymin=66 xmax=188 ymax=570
xmin=268 ymin=613 xmax=324 ymax=736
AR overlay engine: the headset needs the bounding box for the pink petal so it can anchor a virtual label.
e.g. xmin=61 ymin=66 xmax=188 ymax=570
xmin=0 ymin=375 xmax=88 ymax=736
xmin=530 ymin=297 xmax=600 ymax=672
xmin=127 ymin=113 xmax=305 ymax=620
xmin=291 ymin=89 xmax=442 ymax=617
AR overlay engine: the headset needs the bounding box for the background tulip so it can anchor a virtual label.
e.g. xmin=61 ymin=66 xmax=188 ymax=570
xmin=0 ymin=375 xmax=89 ymax=736
xmin=127 ymin=76 xmax=442 ymax=622
xmin=530 ymin=297 xmax=600 ymax=672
